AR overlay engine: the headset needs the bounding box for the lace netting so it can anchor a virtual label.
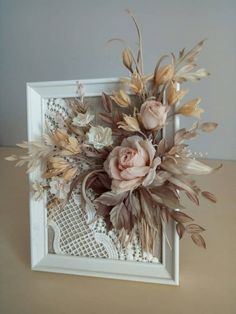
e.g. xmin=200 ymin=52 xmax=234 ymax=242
xmin=45 ymin=98 xmax=161 ymax=263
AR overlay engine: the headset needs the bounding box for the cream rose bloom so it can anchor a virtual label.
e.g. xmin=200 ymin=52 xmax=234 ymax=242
xmin=140 ymin=100 xmax=168 ymax=130
xmin=87 ymin=126 xmax=113 ymax=150
xmin=104 ymin=136 xmax=161 ymax=193
xmin=72 ymin=111 xmax=94 ymax=127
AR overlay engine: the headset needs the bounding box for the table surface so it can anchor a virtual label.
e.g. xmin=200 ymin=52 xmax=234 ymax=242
xmin=0 ymin=147 xmax=235 ymax=314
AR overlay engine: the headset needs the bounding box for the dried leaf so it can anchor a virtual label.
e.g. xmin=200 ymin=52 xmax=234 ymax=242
xmin=96 ymin=203 xmax=112 ymax=217
xmin=113 ymin=110 xmax=122 ymax=124
xmin=175 ymin=68 xmax=210 ymax=83
xmin=176 ymin=223 xmax=185 ymax=239
xmin=174 ymin=128 xmax=187 ymax=144
xmin=191 ymin=233 xmax=206 ymax=249
xmin=185 ymin=191 xmax=200 ymax=206
xmin=186 ymin=224 xmax=205 ymax=233
xmin=161 ymin=157 xmax=221 ymax=175
xmin=157 ymin=138 xmax=167 ymax=156
xmin=178 ymin=48 xmax=185 ymax=59
xmin=167 ymin=144 xmax=188 ymax=155
xmin=153 ymin=171 xmax=172 ymax=186
xmin=129 ymin=191 xmax=141 ymax=217
xmin=139 ymin=189 xmax=153 ymax=226
xmin=160 ymin=207 xmax=170 ymax=223
xmin=201 ymin=191 xmax=217 ymax=203
xmin=171 ymin=210 xmax=194 ymax=223
xmin=151 ymin=191 xmax=185 ymax=210
xmin=95 ymin=191 xmax=127 ymax=206
xmin=177 ymin=40 xmax=206 ymax=65
xmin=125 ymin=9 xmax=144 ymax=74
xmin=5 ymin=155 xmax=18 ymax=161
xmin=199 ymin=122 xmax=218 ymax=132
xmin=102 ymin=93 xmax=112 ymax=113
xmin=110 ymin=202 xmax=132 ymax=231
xmin=99 ymin=112 xmax=113 ymax=124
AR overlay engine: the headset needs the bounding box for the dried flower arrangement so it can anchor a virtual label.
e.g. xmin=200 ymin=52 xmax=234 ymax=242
xmin=6 ymin=11 xmax=221 ymax=255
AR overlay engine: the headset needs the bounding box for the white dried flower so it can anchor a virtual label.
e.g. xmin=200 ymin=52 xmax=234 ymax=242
xmin=32 ymin=181 xmax=45 ymax=200
xmin=49 ymin=177 xmax=71 ymax=200
xmin=72 ymin=111 xmax=94 ymax=127
xmin=87 ymin=126 xmax=113 ymax=150
xmin=76 ymin=83 xmax=85 ymax=98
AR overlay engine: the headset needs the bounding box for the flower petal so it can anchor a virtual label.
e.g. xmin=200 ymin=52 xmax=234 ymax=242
xmin=142 ymin=157 xmax=161 ymax=186
xmin=107 ymin=156 xmax=123 ymax=180
xmin=139 ymin=140 xmax=156 ymax=164
xmin=120 ymin=166 xmax=150 ymax=180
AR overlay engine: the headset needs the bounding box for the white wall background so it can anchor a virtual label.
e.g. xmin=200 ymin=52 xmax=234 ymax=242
xmin=0 ymin=0 xmax=235 ymax=160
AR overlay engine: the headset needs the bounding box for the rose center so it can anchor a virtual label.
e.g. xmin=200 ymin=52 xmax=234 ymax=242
xmin=118 ymin=148 xmax=137 ymax=170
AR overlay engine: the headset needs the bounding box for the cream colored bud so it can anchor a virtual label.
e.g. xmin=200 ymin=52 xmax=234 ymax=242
xmin=154 ymin=64 xmax=174 ymax=86
xmin=122 ymin=48 xmax=133 ymax=72
xmin=110 ymin=90 xmax=131 ymax=107
xmin=167 ymin=82 xmax=188 ymax=106
xmin=176 ymin=98 xmax=204 ymax=118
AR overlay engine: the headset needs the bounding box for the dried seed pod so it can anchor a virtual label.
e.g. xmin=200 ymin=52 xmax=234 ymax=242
xmin=122 ymin=48 xmax=133 ymax=72
xmin=118 ymin=114 xmax=140 ymax=132
xmin=110 ymin=90 xmax=131 ymax=107
xmin=176 ymin=98 xmax=204 ymax=118
xmin=167 ymin=81 xmax=188 ymax=106
xmin=154 ymin=64 xmax=174 ymax=86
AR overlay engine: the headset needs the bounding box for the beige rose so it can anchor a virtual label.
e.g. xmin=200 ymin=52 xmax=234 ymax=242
xmin=140 ymin=100 xmax=168 ymax=130
xmin=104 ymin=136 xmax=161 ymax=194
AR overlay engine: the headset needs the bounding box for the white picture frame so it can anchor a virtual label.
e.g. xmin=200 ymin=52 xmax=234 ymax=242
xmin=27 ymin=78 xmax=180 ymax=285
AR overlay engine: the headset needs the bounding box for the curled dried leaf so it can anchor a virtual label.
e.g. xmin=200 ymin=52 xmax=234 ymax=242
xmin=186 ymin=224 xmax=205 ymax=233
xmin=176 ymin=223 xmax=185 ymax=239
xmin=201 ymin=191 xmax=217 ymax=203
xmin=160 ymin=207 xmax=170 ymax=223
xmin=161 ymin=157 xmax=221 ymax=175
xmin=113 ymin=110 xmax=123 ymax=124
xmin=129 ymin=191 xmax=141 ymax=217
xmin=95 ymin=191 xmax=127 ymax=206
xmin=199 ymin=122 xmax=218 ymax=132
xmin=5 ymin=155 xmax=18 ymax=161
xmin=110 ymin=202 xmax=132 ymax=231
xmin=171 ymin=210 xmax=194 ymax=223
xmin=191 ymin=233 xmax=206 ymax=249
xmin=99 ymin=112 xmax=113 ymax=124
xmin=102 ymin=93 xmax=113 ymax=113
xmin=177 ymin=39 xmax=206 ymax=65
xmin=175 ymin=68 xmax=210 ymax=83
xmin=151 ymin=191 xmax=185 ymax=210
